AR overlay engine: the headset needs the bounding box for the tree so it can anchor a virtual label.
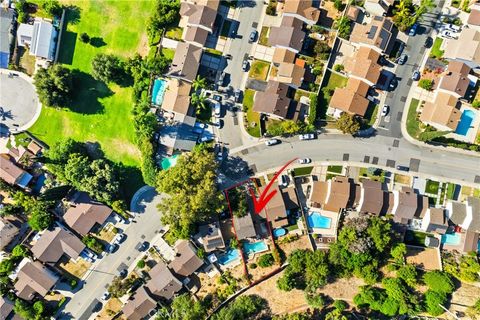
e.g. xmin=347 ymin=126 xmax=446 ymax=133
xmin=0 ymin=259 xmax=14 ymax=275
xmin=112 ymin=200 xmax=127 ymax=216
xmin=335 ymin=112 xmax=361 ymax=135
xmin=418 ymin=79 xmax=434 ymax=91
xmin=424 ymin=290 xmax=447 ymax=316
xmin=156 ymin=148 xmax=225 ymax=239
xmin=191 ymin=93 xmax=209 ymax=115
xmin=80 ymin=32 xmax=90 ymax=43
xmin=82 ymin=235 xmax=104 ymax=253
xmin=423 ymin=271 xmax=454 ymax=294
xmin=277 ymin=269 xmax=297 ymax=291
xmin=91 ymin=53 xmax=125 ymax=84
xmin=11 ymin=245 xmax=29 ymax=259
xmin=27 ymin=202 xmax=53 ymax=231
xmin=212 ymin=295 xmax=269 ymax=320
xmin=257 ymin=253 xmax=274 ymax=268
xmin=391 ymin=243 xmax=407 ymax=264
xmin=305 ymin=250 xmax=329 ymax=289
xmin=13 ymin=299 xmax=36 ymax=320
xmin=108 ymin=276 xmax=136 ymax=298
xmin=160 ymin=294 xmax=207 ymax=320
xmin=333 ymin=300 xmax=348 ymax=312
xmin=396 ymin=264 xmax=417 ymax=287
xmin=393 ymin=0 xmax=415 ymax=31
xmin=34 ymin=65 xmax=73 ymax=107
xmin=42 ymin=0 xmax=62 ymax=16
xmin=192 ymin=75 xmax=207 ymax=91
xmin=45 ymin=138 xmax=86 ymax=164
xmin=136 ymin=259 xmax=145 ymax=269
xmin=305 ymin=292 xmax=327 ymax=309
xmin=334 ymin=17 xmax=351 ymax=39
xmin=334 ymin=0 xmax=345 ymax=11
xmin=146 ymin=0 xmax=181 ymax=45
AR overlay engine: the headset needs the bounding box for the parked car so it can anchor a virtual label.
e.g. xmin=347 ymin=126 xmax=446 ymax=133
xmin=216 ymin=73 xmax=225 ymax=87
xmin=199 ymin=135 xmax=214 ymax=143
xmin=397 ymin=54 xmax=407 ymax=65
xmin=298 ymin=158 xmax=312 ymax=164
xmin=106 ymin=243 xmax=117 ymax=254
xmin=249 ymin=30 xmax=258 ymax=43
xmin=135 ymin=241 xmax=149 ymax=252
xmin=396 ymin=165 xmax=410 ymax=172
xmin=101 ymin=291 xmax=110 ymax=301
xmin=224 ymin=54 xmax=232 ymax=59
xmin=424 ymin=36 xmax=433 ymax=48
xmin=114 ymin=233 xmax=126 ymax=244
xmin=214 ymin=118 xmax=222 ymax=128
xmin=280 ymin=175 xmax=289 ymax=187
xmin=412 ymin=70 xmax=420 ymax=81
xmin=213 ymin=101 xmax=221 ymax=117
xmin=408 ymin=23 xmax=418 ymax=36
xmin=440 ymin=30 xmax=456 ymax=39
xmin=265 ymin=139 xmax=280 ymax=146
xmin=353 ymin=127 xmax=376 ymax=138
xmin=242 ymin=59 xmax=249 ymax=71
xmin=389 ymin=77 xmax=398 ymax=91
xmin=444 ymin=23 xmax=461 ymax=32
xmin=113 ymin=214 xmax=125 ymax=224
xmin=299 ymin=133 xmax=315 ymax=140
xmin=234 ymin=89 xmax=242 ymax=102
xmin=119 ymin=269 xmax=128 ymax=279
xmin=381 ymin=105 xmax=390 ymax=116
xmin=216 ymin=148 xmax=224 ymax=161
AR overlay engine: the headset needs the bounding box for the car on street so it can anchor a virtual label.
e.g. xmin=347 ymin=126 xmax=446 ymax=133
xmin=424 ymin=36 xmax=433 ymax=48
xmin=299 ymin=133 xmax=315 ymax=140
xmin=265 ymin=139 xmax=280 ymax=146
xmin=389 ymin=77 xmax=397 ymax=91
xmin=234 ymin=89 xmax=241 ymax=102
xmin=101 ymin=291 xmax=110 ymax=301
xmin=106 ymin=243 xmax=117 ymax=254
xmin=280 ymin=175 xmax=289 ymax=187
xmin=440 ymin=30 xmax=456 ymax=39
xmin=135 ymin=241 xmax=149 ymax=252
xmin=444 ymin=23 xmax=461 ymax=32
xmin=298 ymin=158 xmax=312 ymax=164
xmin=396 ymin=165 xmax=410 ymax=172
xmin=381 ymin=105 xmax=390 ymax=117
xmin=249 ymin=30 xmax=258 ymax=43
xmin=224 ymin=54 xmax=232 ymax=59
xmin=213 ymin=101 xmax=221 ymax=117
xmin=214 ymin=118 xmax=222 ymax=128
xmin=397 ymin=54 xmax=407 ymax=65
xmin=242 ymin=59 xmax=249 ymax=71
xmin=408 ymin=23 xmax=418 ymax=36
xmin=199 ymin=135 xmax=214 ymax=143
xmin=353 ymin=127 xmax=376 ymax=138
xmin=114 ymin=233 xmax=126 ymax=244
xmin=119 ymin=269 xmax=128 ymax=279
xmin=412 ymin=70 xmax=420 ymax=81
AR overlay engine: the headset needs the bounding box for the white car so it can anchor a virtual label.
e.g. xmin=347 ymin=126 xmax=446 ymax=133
xmin=298 ymin=158 xmax=312 ymax=164
xmin=265 ymin=139 xmax=280 ymax=146
xmin=444 ymin=23 xmax=461 ymax=32
xmin=114 ymin=233 xmax=126 ymax=244
xmin=381 ymin=105 xmax=390 ymax=117
xmin=101 ymin=291 xmax=110 ymax=301
xmin=213 ymin=101 xmax=221 ymax=118
xmin=440 ymin=30 xmax=456 ymax=39
xmin=299 ymin=133 xmax=315 ymax=140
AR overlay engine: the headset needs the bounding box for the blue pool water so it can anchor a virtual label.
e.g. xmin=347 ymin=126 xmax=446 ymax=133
xmin=273 ymin=228 xmax=286 ymax=238
xmin=307 ymin=212 xmax=332 ymax=229
xmin=218 ymin=249 xmax=240 ymax=265
xmin=243 ymin=241 xmax=268 ymax=255
xmin=441 ymin=233 xmax=461 ymax=245
xmin=455 ymin=110 xmax=475 ymax=136
xmin=161 ymin=154 xmax=179 ymax=170
xmin=151 ymin=79 xmax=167 ymax=105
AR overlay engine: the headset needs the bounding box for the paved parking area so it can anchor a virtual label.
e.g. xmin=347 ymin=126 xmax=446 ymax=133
xmin=0 ymin=70 xmax=41 ymax=133
xmin=253 ymin=44 xmax=274 ymax=62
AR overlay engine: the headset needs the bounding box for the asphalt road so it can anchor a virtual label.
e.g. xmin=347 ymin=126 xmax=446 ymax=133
xmin=228 ymin=134 xmax=480 ymax=187
xmin=379 ymin=6 xmax=442 ymax=137
xmin=59 ymin=188 xmax=163 ymax=320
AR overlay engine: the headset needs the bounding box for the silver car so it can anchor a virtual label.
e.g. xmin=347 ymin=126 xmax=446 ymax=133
xmin=265 ymin=139 xmax=280 ymax=146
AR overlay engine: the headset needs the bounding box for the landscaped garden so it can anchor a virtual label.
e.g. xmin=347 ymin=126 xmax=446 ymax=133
xmin=406 ymin=99 xmax=422 ymax=139
xmin=425 ymin=179 xmax=440 ymax=195
xmin=248 ymin=60 xmax=270 ymax=81
xmin=429 ymin=37 xmax=444 ymax=59
xmin=243 ymin=89 xmax=261 ymax=137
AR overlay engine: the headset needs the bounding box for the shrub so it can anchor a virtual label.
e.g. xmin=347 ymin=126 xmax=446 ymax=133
xmin=258 ymin=253 xmax=275 ymax=268
xmin=70 ymin=278 xmax=78 ymax=289
xmin=418 ymin=79 xmax=434 ymax=91
xmin=136 ymin=259 xmax=145 ymax=269
xmin=333 ymin=299 xmax=348 ymax=311
xmin=250 ymin=263 xmax=257 ymax=269
xmin=334 ymin=0 xmax=345 ymax=11
xmin=333 ymin=64 xmax=345 ymax=72
xmin=423 ymin=271 xmax=454 ymax=294
xmin=472 ymin=99 xmax=480 ymax=109
xmin=424 ymin=290 xmax=447 ymax=316
xmin=308 ymin=93 xmax=318 ymax=126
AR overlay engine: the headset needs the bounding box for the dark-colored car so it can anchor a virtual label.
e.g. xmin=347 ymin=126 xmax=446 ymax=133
xmin=353 ymin=127 xmax=376 ymax=138
xmin=119 ymin=269 xmax=128 ymax=278
xmin=396 ymin=165 xmax=410 ymax=172
xmin=424 ymin=36 xmax=433 ymax=48
xmin=389 ymin=77 xmax=398 ymax=91
xmin=249 ymin=30 xmax=258 ymax=43
xmin=135 ymin=241 xmax=149 ymax=252
xmin=397 ymin=54 xmax=407 ymax=65
xmin=242 ymin=59 xmax=249 ymax=71
xmin=408 ymin=23 xmax=418 ymax=36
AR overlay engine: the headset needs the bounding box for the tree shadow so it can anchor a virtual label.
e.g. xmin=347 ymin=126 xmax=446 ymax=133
xmin=57 ymin=30 xmax=77 ymax=65
xmin=89 ymin=37 xmax=107 ymax=48
xmin=65 ymin=5 xmax=81 ymax=25
xmin=69 ymin=70 xmax=113 ymax=114
xmin=84 ymin=141 xmax=105 ymax=160
xmin=117 ymin=164 xmax=145 ymax=202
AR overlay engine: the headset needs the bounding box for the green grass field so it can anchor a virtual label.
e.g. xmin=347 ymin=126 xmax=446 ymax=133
xmin=429 ymin=37 xmax=444 ymax=59
xmin=406 ymin=99 xmax=421 ymax=139
xmin=243 ymin=89 xmax=261 ymax=137
xmin=425 ymin=180 xmax=440 ymax=194
xmin=28 ymin=0 xmax=155 ymax=199
xmin=248 ymin=60 xmax=270 ymax=81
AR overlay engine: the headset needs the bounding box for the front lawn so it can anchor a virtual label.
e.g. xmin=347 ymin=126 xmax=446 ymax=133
xmin=248 ymin=60 xmax=270 ymax=81
xmin=243 ymin=89 xmax=261 ymax=137
xmin=161 ymin=47 xmax=175 ymax=60
xmin=425 ymin=180 xmax=440 ymax=194
xmin=406 ymin=99 xmax=422 ymax=139
xmin=28 ymin=1 xmax=154 ymax=198
xmin=429 ymin=38 xmax=444 ymax=59
xmin=327 ymin=165 xmax=343 ymax=174
xmin=445 ymin=183 xmax=457 ymax=200
xmin=364 ymin=104 xmax=379 ymax=127
xmin=259 ymin=26 xmax=270 ymax=46
xmin=293 ymin=166 xmax=313 ymax=176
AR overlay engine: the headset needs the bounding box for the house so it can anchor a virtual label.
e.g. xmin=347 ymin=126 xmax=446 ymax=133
xmin=350 ymin=16 xmax=395 ymax=54
xmin=0 ymin=296 xmax=19 ymax=320
xmin=161 ymin=79 xmax=193 ymax=118
xmin=356 ymin=179 xmax=389 ymax=215
xmin=63 ymin=197 xmax=113 ymax=236
xmin=8 ymin=146 xmax=34 ymax=164
xmin=31 ymin=227 xmax=86 ymax=264
xmin=0 ymin=9 xmax=15 ymax=68
xmin=309 ymin=177 xmax=354 ymax=212
xmin=272 ymin=47 xmax=297 ymax=65
xmin=169 ymin=42 xmax=203 ymax=82
xmin=184 ymin=26 xmax=210 ymax=47
xmin=444 ymin=29 xmax=480 ymax=68
xmin=13 ymin=260 xmax=59 ymax=301
xmin=168 ymin=240 xmax=203 ymax=278
xmin=467 ymin=4 xmax=480 ymax=26
xmin=420 ymin=92 xmax=462 ymax=131
xmin=233 ymin=212 xmax=256 ymax=240
xmin=259 ymin=183 xmax=289 ymax=229
xmin=421 ymin=208 xmax=448 ymax=234
xmin=27 ymin=140 xmax=43 ymax=156
xmin=346 ymin=6 xmax=362 ymax=22
xmin=146 ymin=261 xmax=183 ymax=300
xmin=283 ymin=0 xmax=321 ymax=25
xmin=282 ymin=187 xmax=300 ymax=212
xmin=180 ymin=1 xmax=218 ymax=33
xmin=364 ymin=0 xmax=395 ymax=17
xmin=269 ymin=16 xmax=306 ymax=53
xmin=329 ymin=78 xmax=371 ymax=117
xmin=446 ymin=197 xmax=480 ymax=232
xmin=344 ymin=46 xmax=382 ymax=86
xmin=198 ymin=221 xmax=225 ymax=252
xmin=438 ymin=61 xmax=472 ymax=98
xmin=159 ymin=115 xmax=199 ymax=152
xmin=17 ymin=19 xmax=58 ymax=61
xmin=276 ymin=60 xmax=305 ymax=88
xmin=253 ymin=80 xmax=298 ymax=119
xmin=391 ymin=187 xmax=426 ymax=224
xmin=0 ymin=155 xmax=33 ymax=188
xmin=0 ymin=218 xmax=19 ymax=250
xmin=122 ymin=286 xmax=157 ymax=320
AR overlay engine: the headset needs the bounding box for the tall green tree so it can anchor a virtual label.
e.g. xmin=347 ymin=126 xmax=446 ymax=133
xmin=191 ymin=93 xmax=209 ymax=115
xmin=34 ymin=65 xmax=73 ymax=107
xmin=91 ymin=53 xmax=125 ymax=84
xmin=158 ymin=294 xmax=206 ymax=320
xmin=335 ymin=112 xmax=361 ymax=135
xmin=192 ymin=75 xmax=207 ymax=91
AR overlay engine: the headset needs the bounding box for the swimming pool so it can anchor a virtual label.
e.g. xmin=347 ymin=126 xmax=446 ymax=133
xmin=151 ymin=79 xmax=167 ymax=105
xmin=441 ymin=233 xmax=461 ymax=245
xmin=243 ymin=241 xmax=268 ymax=255
xmin=161 ymin=154 xmax=179 ymax=170
xmin=217 ymin=249 xmax=240 ymax=265
xmin=273 ymin=228 xmax=286 ymax=238
xmin=455 ymin=110 xmax=475 ymax=136
xmin=307 ymin=212 xmax=332 ymax=229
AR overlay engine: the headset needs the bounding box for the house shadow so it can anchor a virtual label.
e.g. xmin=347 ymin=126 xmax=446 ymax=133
xmin=89 ymin=37 xmax=107 ymax=48
xmin=56 ymin=6 xmax=82 ymax=65
xmin=69 ymin=70 xmax=112 ymax=114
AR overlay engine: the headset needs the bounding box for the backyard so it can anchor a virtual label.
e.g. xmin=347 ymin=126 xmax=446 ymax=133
xmin=27 ymin=0 xmax=154 ymax=197
xmin=318 ymin=70 xmax=348 ymax=119
xmin=243 ymin=89 xmax=261 ymax=137
xmin=248 ymin=60 xmax=270 ymax=81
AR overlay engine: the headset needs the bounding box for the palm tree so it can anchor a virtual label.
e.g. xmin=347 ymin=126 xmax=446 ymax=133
xmin=192 ymin=75 xmax=207 ymax=92
xmin=191 ymin=93 xmax=208 ymax=115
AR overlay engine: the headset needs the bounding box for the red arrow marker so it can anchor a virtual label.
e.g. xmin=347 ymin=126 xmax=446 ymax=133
xmin=249 ymin=158 xmax=298 ymax=214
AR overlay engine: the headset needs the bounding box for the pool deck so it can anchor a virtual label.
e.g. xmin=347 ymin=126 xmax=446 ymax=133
xmin=308 ymin=209 xmax=339 ymax=237
xmin=446 ymin=105 xmax=480 ymax=144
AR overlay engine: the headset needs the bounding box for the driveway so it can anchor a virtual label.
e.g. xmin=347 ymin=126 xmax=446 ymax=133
xmin=59 ymin=187 xmax=164 ymax=320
